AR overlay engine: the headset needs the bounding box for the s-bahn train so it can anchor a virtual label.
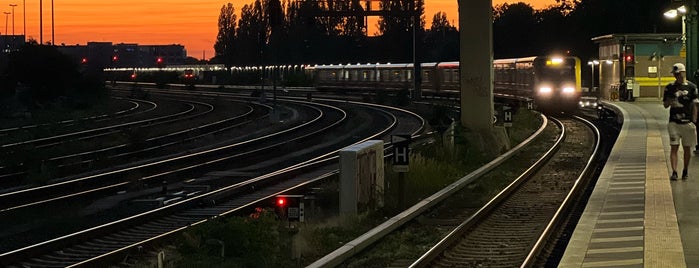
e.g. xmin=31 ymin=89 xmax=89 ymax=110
xmin=307 ymin=55 xmax=583 ymax=112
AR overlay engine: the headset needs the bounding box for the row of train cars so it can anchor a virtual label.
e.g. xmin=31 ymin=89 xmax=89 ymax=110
xmin=111 ymin=55 xmax=584 ymax=113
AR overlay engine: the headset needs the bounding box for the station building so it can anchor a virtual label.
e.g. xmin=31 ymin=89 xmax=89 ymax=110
xmin=592 ymin=33 xmax=685 ymax=100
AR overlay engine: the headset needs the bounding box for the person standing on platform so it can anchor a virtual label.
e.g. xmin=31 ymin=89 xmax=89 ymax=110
xmin=663 ymin=63 xmax=699 ymax=180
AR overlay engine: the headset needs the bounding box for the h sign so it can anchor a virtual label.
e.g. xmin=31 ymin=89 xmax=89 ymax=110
xmin=503 ymin=105 xmax=513 ymax=127
xmin=392 ymin=135 xmax=411 ymax=172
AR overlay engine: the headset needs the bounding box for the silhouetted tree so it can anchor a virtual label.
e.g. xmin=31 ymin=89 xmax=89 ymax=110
xmin=214 ymin=3 xmax=238 ymax=67
xmin=211 ymin=0 xmax=685 ymax=69
xmin=424 ymin=11 xmax=458 ymax=61
xmin=375 ymin=0 xmax=425 ymax=62
xmin=493 ymin=3 xmax=538 ymax=58
xmin=236 ymin=2 xmax=265 ymax=65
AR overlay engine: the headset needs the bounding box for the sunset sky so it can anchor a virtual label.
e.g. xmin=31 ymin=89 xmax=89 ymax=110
xmin=5 ymin=0 xmax=555 ymax=59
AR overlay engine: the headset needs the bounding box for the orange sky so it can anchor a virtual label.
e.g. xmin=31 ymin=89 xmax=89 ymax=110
xmin=6 ymin=0 xmax=554 ymax=59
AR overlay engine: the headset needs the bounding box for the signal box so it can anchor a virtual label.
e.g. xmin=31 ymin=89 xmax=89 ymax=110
xmin=274 ymin=195 xmax=304 ymax=222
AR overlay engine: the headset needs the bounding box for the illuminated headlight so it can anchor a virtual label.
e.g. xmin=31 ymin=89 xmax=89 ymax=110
xmin=562 ymin=87 xmax=575 ymax=94
xmin=539 ymin=87 xmax=553 ymax=94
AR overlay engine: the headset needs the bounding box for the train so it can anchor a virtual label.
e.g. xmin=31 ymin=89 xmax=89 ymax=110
xmin=306 ymin=55 xmax=583 ymax=112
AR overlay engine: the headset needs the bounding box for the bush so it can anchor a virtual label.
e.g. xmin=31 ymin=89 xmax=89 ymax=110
xmin=174 ymin=208 xmax=295 ymax=267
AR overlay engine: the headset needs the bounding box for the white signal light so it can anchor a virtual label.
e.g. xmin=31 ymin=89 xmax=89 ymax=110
xmin=539 ymin=87 xmax=553 ymax=93
xmin=563 ymin=87 xmax=575 ymax=93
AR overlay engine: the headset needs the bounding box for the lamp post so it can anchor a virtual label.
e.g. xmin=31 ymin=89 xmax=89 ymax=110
xmin=666 ymin=4 xmax=697 ymax=82
xmin=651 ymin=52 xmax=664 ymax=99
xmin=3 ymin=12 xmax=9 ymax=35
xmin=599 ymin=59 xmax=612 ymax=97
xmin=9 ymin=4 xmax=16 ymax=36
xmin=588 ymin=60 xmax=599 ymax=92
xmin=39 ymin=0 xmax=42 ymax=44
xmin=51 ymin=0 xmax=54 ymax=45
xmin=664 ymin=6 xmax=687 ymax=49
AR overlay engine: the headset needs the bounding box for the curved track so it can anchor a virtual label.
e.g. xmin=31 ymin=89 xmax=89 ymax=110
xmin=0 ymin=97 xmax=426 ymax=267
xmin=411 ymin=116 xmax=599 ymax=267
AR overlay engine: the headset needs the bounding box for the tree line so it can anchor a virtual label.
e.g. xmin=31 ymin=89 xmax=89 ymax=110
xmin=212 ymin=0 xmax=679 ymax=66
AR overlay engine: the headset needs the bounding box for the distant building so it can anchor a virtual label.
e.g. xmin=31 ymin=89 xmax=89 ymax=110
xmin=0 ymin=35 xmax=25 ymax=74
xmin=592 ymin=33 xmax=684 ymax=100
xmin=0 ymin=35 xmax=25 ymax=53
xmin=56 ymin=42 xmax=187 ymax=69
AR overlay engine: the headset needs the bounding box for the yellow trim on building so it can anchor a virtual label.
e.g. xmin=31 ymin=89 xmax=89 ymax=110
xmin=634 ymin=77 xmax=676 ymax=87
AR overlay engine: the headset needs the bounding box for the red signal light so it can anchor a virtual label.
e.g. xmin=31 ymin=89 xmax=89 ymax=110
xmin=156 ymin=57 xmax=163 ymax=63
xmin=112 ymin=55 xmax=118 ymax=61
xmin=276 ymin=197 xmax=286 ymax=206
xmin=81 ymin=58 xmax=88 ymax=64
xmin=130 ymin=73 xmax=137 ymax=79
xmin=625 ymin=55 xmax=633 ymax=62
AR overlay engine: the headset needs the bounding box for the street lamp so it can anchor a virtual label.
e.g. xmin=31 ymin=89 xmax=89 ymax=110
xmin=664 ymin=5 xmax=687 ymax=46
xmin=3 ymin=12 xmax=9 ymax=35
xmin=598 ymin=59 xmax=612 ymax=96
xmin=588 ymin=60 xmax=599 ymax=92
xmin=51 ymin=0 xmax=54 ymax=45
xmin=39 ymin=0 xmax=42 ymax=44
xmin=9 ymin=4 xmax=16 ymax=36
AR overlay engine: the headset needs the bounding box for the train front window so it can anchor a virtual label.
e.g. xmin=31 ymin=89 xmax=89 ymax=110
xmin=537 ymin=66 xmax=575 ymax=81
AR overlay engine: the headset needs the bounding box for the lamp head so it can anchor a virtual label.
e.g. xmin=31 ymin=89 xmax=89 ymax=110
xmin=665 ymin=9 xmax=678 ymax=18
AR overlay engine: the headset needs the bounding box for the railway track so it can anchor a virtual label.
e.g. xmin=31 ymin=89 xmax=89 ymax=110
xmin=0 ymin=97 xmax=203 ymax=183
xmin=0 ymin=91 xmax=424 ymax=266
xmin=304 ymin=112 xmax=609 ymax=267
xmin=0 ymin=100 xmax=335 ymax=210
xmin=410 ymin=115 xmax=599 ymax=267
xmin=0 ymin=97 xmax=141 ymax=137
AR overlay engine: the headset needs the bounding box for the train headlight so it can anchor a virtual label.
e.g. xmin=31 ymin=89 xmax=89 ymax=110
xmin=539 ymin=87 xmax=553 ymax=94
xmin=562 ymin=87 xmax=575 ymax=94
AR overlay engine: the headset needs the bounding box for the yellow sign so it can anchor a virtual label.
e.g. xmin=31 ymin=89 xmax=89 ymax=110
xmin=681 ymin=45 xmax=687 ymax=58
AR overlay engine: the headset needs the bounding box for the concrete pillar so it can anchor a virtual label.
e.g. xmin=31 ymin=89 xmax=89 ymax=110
xmin=459 ymin=0 xmax=493 ymax=132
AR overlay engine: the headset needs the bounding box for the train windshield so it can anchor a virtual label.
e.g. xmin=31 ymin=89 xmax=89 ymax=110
xmin=533 ymin=58 xmax=576 ymax=82
xmin=536 ymin=65 xmax=575 ymax=81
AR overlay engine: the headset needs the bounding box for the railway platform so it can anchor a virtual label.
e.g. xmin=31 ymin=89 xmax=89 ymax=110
xmin=560 ymin=101 xmax=699 ymax=267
